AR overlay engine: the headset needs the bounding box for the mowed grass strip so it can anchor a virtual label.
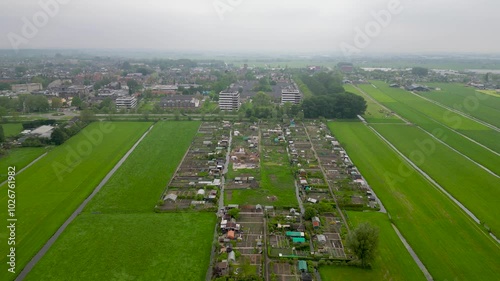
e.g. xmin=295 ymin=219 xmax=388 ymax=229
xmin=371 ymin=124 xmax=500 ymax=234
xmin=26 ymin=121 xmax=216 ymax=280
xmin=364 ymin=81 xmax=500 ymax=153
xmin=320 ymin=211 xmax=426 ymax=281
xmin=0 ymin=122 xmax=152 ymax=281
xmin=1 ymin=123 xmax=23 ymax=137
xmin=85 ymin=121 xmax=201 ymax=213
xmin=358 ymin=83 xmax=500 ymax=174
xmin=328 ymin=122 xmax=500 ymax=280
xmin=25 ymin=213 xmax=216 ymax=281
xmin=344 ymin=84 xmax=403 ymax=124
xmin=0 ymin=147 xmax=46 ymax=182
xmin=423 ymin=83 xmax=500 ymax=128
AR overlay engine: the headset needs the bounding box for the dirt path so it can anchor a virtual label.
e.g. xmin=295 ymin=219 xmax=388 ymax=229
xmin=15 ymin=125 xmax=155 ymax=281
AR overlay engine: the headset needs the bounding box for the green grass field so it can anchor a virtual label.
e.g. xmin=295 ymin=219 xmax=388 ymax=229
xmin=84 ymin=121 xmax=201 ymax=213
xmin=1 ymin=123 xmax=23 ymax=137
xmin=0 ymin=122 xmax=152 ymax=281
xmin=25 ymin=213 xmax=215 ymax=281
xmin=227 ymin=146 xmax=297 ymax=207
xmin=371 ymin=124 xmax=500 ymax=235
xmin=0 ymin=147 xmax=46 ymax=182
xmin=421 ymin=83 xmax=500 ymax=128
xmin=357 ymin=83 xmax=500 ymax=175
xmin=320 ymin=211 xmax=426 ymax=281
xmin=344 ymin=84 xmax=403 ymax=124
xmin=364 ymin=82 xmax=500 ymax=153
xmin=25 ymin=121 xmax=216 ymax=280
xmin=328 ymin=121 xmax=500 ymax=280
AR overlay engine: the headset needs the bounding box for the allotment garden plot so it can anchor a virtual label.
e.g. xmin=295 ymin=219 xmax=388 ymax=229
xmin=158 ymin=122 xmax=230 ymax=211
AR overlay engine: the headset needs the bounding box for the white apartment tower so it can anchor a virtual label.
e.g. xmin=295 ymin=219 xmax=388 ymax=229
xmin=281 ymin=88 xmax=302 ymax=104
xmin=218 ymin=91 xmax=240 ymax=111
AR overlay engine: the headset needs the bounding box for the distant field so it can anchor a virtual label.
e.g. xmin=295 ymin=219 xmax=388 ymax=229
xmin=25 ymin=213 xmax=215 ymax=281
xmin=1 ymin=123 xmax=23 ymax=136
xmin=477 ymin=89 xmax=500 ymax=98
xmin=0 ymin=147 xmax=46 ymax=182
xmin=0 ymin=122 xmax=152 ymax=281
xmin=320 ymin=211 xmax=426 ymax=281
xmin=227 ymin=146 xmax=297 ymax=207
xmin=421 ymin=83 xmax=500 ymax=128
xmin=372 ymin=124 xmax=500 ymax=235
xmin=357 ymin=83 xmax=500 ymax=175
xmin=365 ymin=81 xmax=500 ymax=153
xmin=26 ymin=121 xmax=214 ymax=280
xmin=328 ymin=122 xmax=500 ymax=280
xmin=344 ymin=84 xmax=403 ymax=124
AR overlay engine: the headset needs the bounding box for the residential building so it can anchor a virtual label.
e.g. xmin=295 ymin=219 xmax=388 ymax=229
xmin=11 ymin=83 xmax=43 ymax=93
xmin=219 ymin=91 xmax=240 ymax=111
xmin=115 ymin=96 xmax=137 ymax=109
xmin=158 ymin=95 xmax=200 ymax=109
xmin=281 ymin=88 xmax=301 ymax=104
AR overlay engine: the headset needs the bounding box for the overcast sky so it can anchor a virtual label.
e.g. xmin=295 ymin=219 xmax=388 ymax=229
xmin=0 ymin=0 xmax=498 ymax=54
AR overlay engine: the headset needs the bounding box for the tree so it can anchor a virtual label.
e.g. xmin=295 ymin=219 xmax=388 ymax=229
xmin=80 ymin=109 xmax=96 ymax=122
xmin=346 ymin=222 xmax=379 ymax=268
xmin=412 ymin=67 xmax=429 ymax=77
xmin=304 ymin=207 xmax=317 ymax=220
xmin=71 ymin=96 xmax=83 ymax=108
xmin=0 ymin=125 xmax=5 ymax=142
xmin=51 ymin=97 xmax=62 ymax=109
xmin=50 ymin=127 xmax=68 ymax=145
xmin=127 ymin=79 xmax=141 ymax=95
xmin=228 ymin=208 xmax=240 ymax=220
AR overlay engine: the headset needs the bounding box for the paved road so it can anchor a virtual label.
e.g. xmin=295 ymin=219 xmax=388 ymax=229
xmin=392 ymin=224 xmax=434 ymax=281
xmin=15 ymin=124 xmax=155 ymax=281
xmin=0 ymin=152 xmax=47 ymax=186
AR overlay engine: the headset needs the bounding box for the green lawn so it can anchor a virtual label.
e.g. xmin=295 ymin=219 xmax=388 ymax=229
xmin=344 ymin=84 xmax=403 ymax=124
xmin=0 ymin=122 xmax=152 ymax=281
xmin=0 ymin=147 xmax=46 ymax=182
xmin=422 ymin=83 xmax=500 ymax=128
xmin=25 ymin=213 xmax=216 ymax=281
xmin=358 ymin=83 xmax=500 ymax=175
xmin=320 ymin=211 xmax=426 ymax=281
xmin=328 ymin=122 xmax=500 ymax=280
xmin=1 ymin=123 xmax=23 ymax=137
xmin=26 ymin=121 xmax=215 ymax=280
xmin=371 ymin=124 xmax=500 ymax=235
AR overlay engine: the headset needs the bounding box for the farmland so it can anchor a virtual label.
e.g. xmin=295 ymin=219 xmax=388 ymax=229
xmin=421 ymin=83 xmax=500 ymax=128
xmin=320 ymin=211 xmax=426 ymax=281
xmin=344 ymin=84 xmax=403 ymax=124
xmin=328 ymin=121 xmax=500 ymax=280
xmin=372 ymin=124 xmax=500 ymax=234
xmin=0 ymin=122 xmax=152 ymax=281
xmin=25 ymin=121 xmax=217 ymax=280
xmin=357 ymin=83 xmax=500 ymax=175
xmin=362 ymin=81 xmax=500 ymax=153
xmin=0 ymin=147 xmax=46 ymax=182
